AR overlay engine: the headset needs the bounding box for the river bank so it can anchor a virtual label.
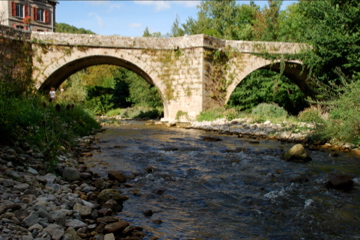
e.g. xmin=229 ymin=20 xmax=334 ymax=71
xmin=147 ymin=117 xmax=359 ymax=156
xmin=195 ymin=119 xmax=359 ymax=156
xmin=0 ymin=133 xmax=147 ymax=240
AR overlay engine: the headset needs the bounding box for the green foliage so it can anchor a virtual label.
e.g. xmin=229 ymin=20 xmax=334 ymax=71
xmin=176 ymin=110 xmax=188 ymax=121
xmin=296 ymin=0 xmax=360 ymax=98
xmin=251 ymin=103 xmax=288 ymax=120
xmin=56 ymin=23 xmax=95 ymax=34
xmin=196 ymin=107 xmax=242 ymax=122
xmin=58 ymin=74 xmax=88 ymax=103
xmin=85 ymin=86 xmax=114 ymax=115
xmin=316 ymin=80 xmax=360 ymax=144
xmin=121 ymin=70 xmax=162 ymax=108
xmin=106 ymin=106 xmax=163 ymax=120
xmin=0 ymin=95 xmax=100 ymax=167
xmin=297 ymin=108 xmax=325 ymax=124
xmin=143 ymin=27 xmax=164 ymax=37
xmin=196 ymin=107 xmax=225 ymax=122
xmin=228 ymin=69 xmax=309 ymax=115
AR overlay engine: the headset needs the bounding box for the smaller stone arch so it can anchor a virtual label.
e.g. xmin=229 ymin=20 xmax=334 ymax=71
xmin=225 ymin=56 xmax=316 ymax=103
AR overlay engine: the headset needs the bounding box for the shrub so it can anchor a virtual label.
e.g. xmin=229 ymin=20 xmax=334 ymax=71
xmin=251 ymin=103 xmax=288 ymax=120
xmin=322 ymin=80 xmax=360 ymax=144
xmin=298 ymin=108 xmax=325 ymax=124
xmin=106 ymin=108 xmax=122 ymax=117
xmin=196 ymin=107 xmax=225 ymax=121
xmin=105 ymin=106 xmax=163 ymax=120
xmin=224 ymin=108 xmax=240 ymax=121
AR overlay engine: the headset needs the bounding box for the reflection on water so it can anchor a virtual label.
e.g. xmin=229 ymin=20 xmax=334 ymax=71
xmin=87 ymin=121 xmax=360 ymax=239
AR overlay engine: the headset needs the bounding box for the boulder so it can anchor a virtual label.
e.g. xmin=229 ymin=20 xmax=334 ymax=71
xmin=326 ymin=175 xmax=354 ymax=192
xmin=281 ymin=144 xmax=312 ymax=162
xmin=97 ymin=189 xmax=129 ymax=204
xmin=104 ymin=220 xmax=130 ymax=233
xmin=108 ymin=170 xmax=126 ymax=183
xmin=44 ymin=224 xmax=65 ymax=240
xmin=62 ymin=167 xmax=80 ymax=181
xmin=73 ymin=203 xmax=92 ymax=217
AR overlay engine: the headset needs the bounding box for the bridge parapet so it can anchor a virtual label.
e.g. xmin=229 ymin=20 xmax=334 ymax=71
xmin=30 ymin=32 xmax=307 ymax=55
xmin=225 ymin=40 xmax=308 ymax=54
xmin=31 ymin=32 xmax=209 ymax=50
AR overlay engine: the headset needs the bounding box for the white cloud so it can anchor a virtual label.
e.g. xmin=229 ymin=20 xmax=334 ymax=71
xmin=88 ymin=12 xmax=105 ymax=27
xmin=86 ymin=1 xmax=123 ymax=12
xmin=173 ymin=1 xmax=201 ymax=8
xmin=128 ymin=23 xmax=142 ymax=29
xmin=134 ymin=1 xmax=171 ymax=11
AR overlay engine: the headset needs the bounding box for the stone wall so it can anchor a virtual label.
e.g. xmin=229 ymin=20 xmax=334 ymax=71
xmin=0 ymin=26 xmax=32 ymax=94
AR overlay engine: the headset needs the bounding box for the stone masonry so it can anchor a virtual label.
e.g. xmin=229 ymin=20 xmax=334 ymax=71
xmin=3 ymin=29 xmax=312 ymax=121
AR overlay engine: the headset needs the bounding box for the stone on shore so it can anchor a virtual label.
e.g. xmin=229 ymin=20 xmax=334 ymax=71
xmin=44 ymin=224 xmax=65 ymax=240
xmin=98 ymin=189 xmax=129 ymax=204
xmin=62 ymin=167 xmax=81 ymax=181
xmin=104 ymin=220 xmax=130 ymax=233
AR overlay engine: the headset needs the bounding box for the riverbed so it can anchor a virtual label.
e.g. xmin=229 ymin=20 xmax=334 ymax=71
xmin=86 ymin=121 xmax=360 ymax=239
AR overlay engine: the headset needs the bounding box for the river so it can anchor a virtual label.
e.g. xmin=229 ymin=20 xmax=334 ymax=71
xmin=86 ymin=121 xmax=360 ymax=240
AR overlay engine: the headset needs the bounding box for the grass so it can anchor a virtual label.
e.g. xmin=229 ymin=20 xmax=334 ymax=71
xmin=0 ymin=95 xmax=100 ymax=168
xmin=105 ymin=106 xmax=163 ymax=120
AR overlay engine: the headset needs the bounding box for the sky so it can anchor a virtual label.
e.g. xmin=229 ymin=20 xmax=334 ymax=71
xmin=56 ymin=1 xmax=298 ymax=37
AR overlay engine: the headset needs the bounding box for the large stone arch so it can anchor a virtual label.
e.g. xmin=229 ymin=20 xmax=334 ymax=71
xmin=38 ymin=55 xmax=154 ymax=91
xmin=34 ymin=50 xmax=170 ymax=119
xmin=225 ymin=55 xmax=316 ymax=103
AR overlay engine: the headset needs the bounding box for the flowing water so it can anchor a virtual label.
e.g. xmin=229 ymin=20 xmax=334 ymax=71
xmin=86 ymin=121 xmax=360 ymax=240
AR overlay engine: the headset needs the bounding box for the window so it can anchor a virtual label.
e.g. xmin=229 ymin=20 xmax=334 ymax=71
xmin=12 ymin=2 xmax=29 ymax=18
xmin=37 ymin=8 xmax=44 ymax=22
xmin=33 ymin=7 xmax=50 ymax=23
xmin=15 ymin=3 xmax=24 ymax=17
xmin=16 ymin=25 xmax=24 ymax=29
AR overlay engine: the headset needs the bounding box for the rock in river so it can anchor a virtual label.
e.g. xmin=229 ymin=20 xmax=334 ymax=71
xmin=281 ymin=144 xmax=312 ymax=162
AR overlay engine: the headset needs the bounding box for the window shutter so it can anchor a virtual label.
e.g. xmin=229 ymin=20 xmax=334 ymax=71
xmin=11 ymin=2 xmax=16 ymax=16
xmin=25 ymin=5 xmax=29 ymax=17
xmin=33 ymin=7 xmax=37 ymax=21
xmin=45 ymin=10 xmax=50 ymax=24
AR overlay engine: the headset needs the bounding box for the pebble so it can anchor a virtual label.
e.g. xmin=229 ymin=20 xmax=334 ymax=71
xmin=0 ymin=136 xmax=144 ymax=240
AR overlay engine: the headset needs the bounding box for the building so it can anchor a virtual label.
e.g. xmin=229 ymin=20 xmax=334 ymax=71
xmin=0 ymin=0 xmax=58 ymax=32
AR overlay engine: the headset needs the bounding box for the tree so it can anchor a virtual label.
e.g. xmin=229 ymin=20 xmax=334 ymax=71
xmin=170 ymin=15 xmax=185 ymax=37
xmin=252 ymin=0 xmax=282 ymax=41
xmin=56 ymin=23 xmax=95 ymax=34
xmin=228 ymin=69 xmax=308 ymax=115
xmin=142 ymin=27 xmax=163 ymax=37
xmin=296 ymin=0 xmax=360 ymax=97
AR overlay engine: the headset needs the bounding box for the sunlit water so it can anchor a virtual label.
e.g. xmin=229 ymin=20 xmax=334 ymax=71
xmin=86 ymin=121 xmax=360 ymax=240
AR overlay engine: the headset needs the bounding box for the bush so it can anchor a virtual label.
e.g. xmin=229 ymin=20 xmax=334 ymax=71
xmin=105 ymin=108 xmax=122 ymax=117
xmin=321 ymin=80 xmax=360 ymax=144
xmin=298 ymin=108 xmax=325 ymax=124
xmin=224 ymin=108 xmax=241 ymax=121
xmin=251 ymin=103 xmax=288 ymax=120
xmin=105 ymin=106 xmax=163 ymax=120
xmin=196 ymin=108 xmax=225 ymax=121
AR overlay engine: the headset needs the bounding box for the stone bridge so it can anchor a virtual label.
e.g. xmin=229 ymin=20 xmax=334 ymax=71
xmin=30 ymin=32 xmax=312 ymax=121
